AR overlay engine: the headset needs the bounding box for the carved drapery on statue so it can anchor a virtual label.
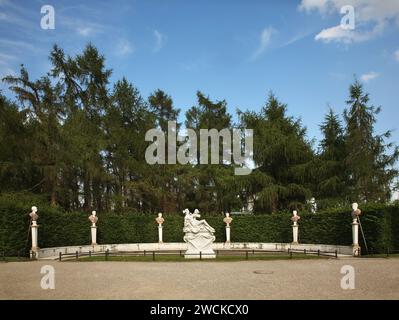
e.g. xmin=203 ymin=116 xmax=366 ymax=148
xmin=183 ymin=209 xmax=216 ymax=258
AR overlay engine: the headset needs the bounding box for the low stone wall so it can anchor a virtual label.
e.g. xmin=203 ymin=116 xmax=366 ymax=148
xmin=36 ymin=242 xmax=353 ymax=259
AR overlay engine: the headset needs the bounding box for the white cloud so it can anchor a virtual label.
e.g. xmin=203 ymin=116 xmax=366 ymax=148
xmin=60 ymin=17 xmax=105 ymax=37
xmin=251 ymin=27 xmax=275 ymax=60
xmin=77 ymin=27 xmax=94 ymax=37
xmin=395 ymin=49 xmax=399 ymax=62
xmin=299 ymin=0 xmax=329 ymax=13
xmin=281 ymin=31 xmax=312 ymax=47
xmin=360 ymin=71 xmax=380 ymax=83
xmin=153 ymin=30 xmax=167 ymax=52
xmin=116 ymin=40 xmax=134 ymax=56
xmin=299 ymin=0 xmax=399 ymax=43
xmin=315 ymin=23 xmax=382 ymax=43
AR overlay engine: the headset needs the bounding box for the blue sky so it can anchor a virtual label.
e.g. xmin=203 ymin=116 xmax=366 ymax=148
xmin=0 ymin=0 xmax=398 ymax=149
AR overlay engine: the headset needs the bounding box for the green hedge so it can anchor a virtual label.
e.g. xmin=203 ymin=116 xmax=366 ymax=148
xmin=0 ymin=194 xmax=398 ymax=256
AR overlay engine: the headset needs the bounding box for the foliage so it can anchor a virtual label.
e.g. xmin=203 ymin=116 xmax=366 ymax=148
xmin=1 ymin=195 xmax=398 ymax=256
xmin=1 ymin=45 xmax=398 ymax=215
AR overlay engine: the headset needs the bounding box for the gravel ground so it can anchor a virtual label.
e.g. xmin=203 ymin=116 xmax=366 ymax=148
xmin=1 ymin=258 xmax=398 ymax=300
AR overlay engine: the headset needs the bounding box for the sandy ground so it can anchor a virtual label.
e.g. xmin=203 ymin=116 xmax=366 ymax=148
xmin=1 ymin=258 xmax=398 ymax=300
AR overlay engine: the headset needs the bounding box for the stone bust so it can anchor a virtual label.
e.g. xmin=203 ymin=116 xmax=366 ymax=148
xmin=89 ymin=210 xmax=98 ymax=227
xmin=223 ymin=213 xmax=233 ymax=226
xmin=155 ymin=213 xmax=164 ymax=225
xmin=291 ymin=210 xmax=300 ymax=225
xmin=351 ymin=203 xmax=361 ymax=223
xmin=29 ymin=206 xmax=39 ymax=222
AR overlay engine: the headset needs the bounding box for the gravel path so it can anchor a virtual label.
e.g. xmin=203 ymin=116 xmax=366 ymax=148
xmin=1 ymin=258 xmax=398 ymax=299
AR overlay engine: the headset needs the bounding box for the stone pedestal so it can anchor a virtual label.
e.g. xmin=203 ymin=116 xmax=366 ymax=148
xmin=158 ymin=225 xmax=163 ymax=243
xmin=30 ymin=221 xmax=39 ymax=259
xmin=225 ymin=226 xmax=231 ymax=243
xmin=352 ymin=221 xmax=361 ymax=256
xmin=184 ymin=232 xmax=216 ymax=259
xmin=91 ymin=226 xmax=97 ymax=245
xmin=292 ymin=223 xmax=299 ymax=244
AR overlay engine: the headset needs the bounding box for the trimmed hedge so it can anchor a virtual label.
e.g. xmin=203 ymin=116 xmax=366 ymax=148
xmin=0 ymin=195 xmax=398 ymax=256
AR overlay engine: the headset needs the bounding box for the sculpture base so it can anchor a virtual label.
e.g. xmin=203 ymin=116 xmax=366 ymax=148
xmin=184 ymin=231 xmax=216 ymax=259
xmin=352 ymin=244 xmax=361 ymax=257
xmin=30 ymin=248 xmax=39 ymax=259
xmin=184 ymin=252 xmax=216 ymax=259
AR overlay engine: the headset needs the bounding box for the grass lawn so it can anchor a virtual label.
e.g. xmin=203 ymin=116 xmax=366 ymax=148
xmin=0 ymin=257 xmax=31 ymax=262
xmin=75 ymin=253 xmax=328 ymax=262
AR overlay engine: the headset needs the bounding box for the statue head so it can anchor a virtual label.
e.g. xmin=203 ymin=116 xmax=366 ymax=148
xmin=226 ymin=213 xmax=230 ymax=217
xmin=293 ymin=210 xmax=297 ymax=216
xmin=352 ymin=203 xmax=358 ymax=211
xmin=183 ymin=208 xmax=190 ymax=215
xmin=31 ymin=206 xmax=38 ymax=213
xmin=158 ymin=213 xmax=163 ymax=218
xmin=92 ymin=210 xmax=96 ymax=216
xmin=194 ymin=209 xmax=200 ymax=215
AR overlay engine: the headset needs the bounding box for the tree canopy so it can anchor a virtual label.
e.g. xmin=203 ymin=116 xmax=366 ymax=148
xmin=1 ymin=44 xmax=397 ymax=214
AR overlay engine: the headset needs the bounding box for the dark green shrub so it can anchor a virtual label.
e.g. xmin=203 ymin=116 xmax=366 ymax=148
xmin=1 ymin=194 xmax=398 ymax=256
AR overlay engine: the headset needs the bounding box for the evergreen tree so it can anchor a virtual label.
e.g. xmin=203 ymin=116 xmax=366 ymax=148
xmin=315 ymin=108 xmax=347 ymax=204
xmin=239 ymin=93 xmax=314 ymax=212
xmin=184 ymin=92 xmax=233 ymax=212
xmin=2 ymin=66 xmax=64 ymax=206
xmin=50 ymin=44 xmax=111 ymax=211
xmin=344 ymin=80 xmax=398 ymax=202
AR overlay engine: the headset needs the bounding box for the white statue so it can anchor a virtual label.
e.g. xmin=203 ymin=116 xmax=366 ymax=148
xmin=310 ymin=197 xmax=317 ymax=214
xmin=29 ymin=206 xmax=39 ymax=256
xmin=155 ymin=213 xmax=164 ymax=243
xmin=89 ymin=210 xmax=98 ymax=227
xmin=223 ymin=212 xmax=233 ymax=244
xmin=291 ymin=210 xmax=300 ymax=226
xmin=89 ymin=210 xmax=98 ymax=245
xmin=351 ymin=202 xmax=361 ymax=223
xmin=223 ymin=212 xmax=233 ymax=226
xmin=183 ymin=208 xmax=216 ymax=259
xmin=29 ymin=206 xmax=39 ymax=222
xmin=183 ymin=208 xmax=215 ymax=234
xmin=155 ymin=213 xmax=164 ymax=225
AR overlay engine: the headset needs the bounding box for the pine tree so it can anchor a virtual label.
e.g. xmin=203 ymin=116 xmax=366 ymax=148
xmin=50 ymin=44 xmax=111 ymax=211
xmin=316 ymin=108 xmax=347 ymax=203
xmin=344 ymin=80 xmax=398 ymax=202
xmin=239 ymin=93 xmax=314 ymax=212
xmin=2 ymin=66 xmax=64 ymax=206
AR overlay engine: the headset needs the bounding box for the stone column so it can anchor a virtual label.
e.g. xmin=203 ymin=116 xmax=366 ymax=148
xmin=31 ymin=221 xmax=39 ymax=255
xmin=91 ymin=225 xmax=97 ymax=245
xmin=155 ymin=213 xmax=164 ymax=244
xmin=292 ymin=223 xmax=299 ymax=244
xmin=291 ymin=210 xmax=300 ymax=245
xmin=352 ymin=221 xmax=360 ymax=256
xmin=225 ymin=225 xmax=231 ymax=243
xmin=29 ymin=206 xmax=39 ymax=259
xmin=223 ymin=213 xmax=233 ymax=247
xmin=89 ymin=211 xmax=98 ymax=245
xmin=158 ymin=225 xmax=163 ymax=243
